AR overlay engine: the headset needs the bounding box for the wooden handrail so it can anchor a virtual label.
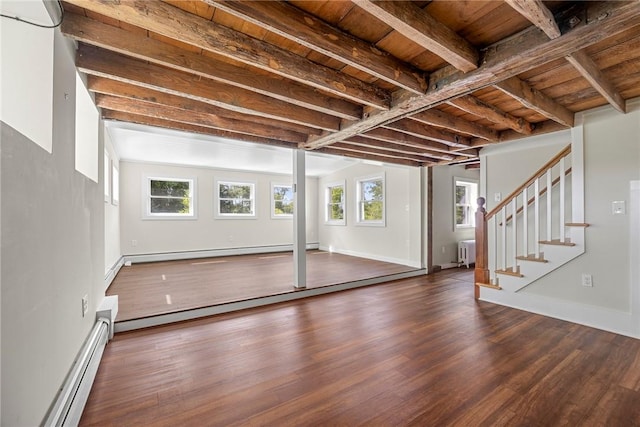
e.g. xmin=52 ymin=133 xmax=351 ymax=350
xmin=486 ymin=144 xmax=571 ymax=220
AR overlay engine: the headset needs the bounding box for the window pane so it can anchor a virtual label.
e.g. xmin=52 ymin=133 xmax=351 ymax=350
xmin=151 ymin=180 xmax=190 ymax=197
xmin=220 ymin=199 xmax=252 ymax=214
xmin=220 ymin=183 xmax=251 ymax=199
xmin=150 ymin=197 xmax=190 ymax=214
xmin=361 ymin=180 xmax=383 ymax=201
xmin=273 ymin=185 xmax=293 ymax=215
xmin=456 ymin=184 xmax=467 ymax=204
xmin=363 ymin=200 xmax=383 ymax=221
xmin=275 ymin=200 xmax=294 ymax=215
xmin=330 ymin=186 xmax=343 ymax=203
xmin=330 ymin=203 xmax=344 ymax=220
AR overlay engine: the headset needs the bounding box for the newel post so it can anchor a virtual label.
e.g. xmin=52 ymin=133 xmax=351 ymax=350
xmin=474 ymin=197 xmax=489 ymax=299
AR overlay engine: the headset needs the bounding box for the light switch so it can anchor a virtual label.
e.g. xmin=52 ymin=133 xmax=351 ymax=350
xmin=494 ymin=192 xmax=502 ymax=202
xmin=612 ymin=201 xmax=626 ymax=215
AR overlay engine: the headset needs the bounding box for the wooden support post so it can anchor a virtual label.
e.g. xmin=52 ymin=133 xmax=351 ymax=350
xmin=474 ymin=197 xmax=489 ymax=299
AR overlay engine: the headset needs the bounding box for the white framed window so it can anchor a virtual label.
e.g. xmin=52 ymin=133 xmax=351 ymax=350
xmin=143 ymin=176 xmax=196 ymax=219
xmin=325 ymin=181 xmax=345 ymax=225
xmin=104 ymin=150 xmax=110 ymax=202
xmin=216 ymin=180 xmax=256 ymax=218
xmin=454 ymin=177 xmax=478 ymax=229
xmin=111 ymin=165 xmax=119 ymax=206
xmin=271 ymin=183 xmax=293 ymax=219
xmin=356 ymin=174 xmax=385 ymax=226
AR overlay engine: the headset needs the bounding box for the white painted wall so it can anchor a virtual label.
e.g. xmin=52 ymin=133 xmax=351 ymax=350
xmin=119 ymin=161 xmax=318 ymax=255
xmin=481 ymin=99 xmax=640 ymax=336
xmin=104 ymin=128 xmax=121 ymax=283
xmin=431 ymin=164 xmax=479 ymax=267
xmin=318 ymin=163 xmax=422 ymax=268
xmin=1 ymin=29 xmax=104 ymax=426
xmin=0 ymin=1 xmax=54 ymax=153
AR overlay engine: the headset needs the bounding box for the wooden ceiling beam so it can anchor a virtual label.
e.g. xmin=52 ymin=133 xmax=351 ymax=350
xmin=384 ymin=119 xmax=471 ymax=147
xmin=565 ymin=50 xmax=627 ymax=113
xmin=505 ymin=0 xmax=625 ymax=114
xmin=493 ymin=76 xmax=574 ymax=127
xmin=102 ymin=110 xmax=296 ymax=149
xmin=352 ymin=0 xmax=478 ymax=72
xmin=447 ymin=95 xmax=534 ymax=134
xmin=206 ymin=0 xmax=427 ymax=94
xmin=335 ymin=142 xmax=437 ymax=163
xmin=364 ymin=128 xmax=476 ymax=157
xmin=64 ymin=0 xmax=390 ymax=109
xmin=88 ymin=76 xmax=321 ymax=136
xmin=95 ymin=94 xmax=308 ymax=143
xmin=345 ymin=135 xmax=455 ymax=161
xmin=409 ymin=109 xmax=499 ymax=141
xmin=470 ymin=120 xmax=568 ymax=148
xmin=303 ymin=1 xmax=640 ymax=149
xmin=61 ymin=12 xmax=361 ymax=121
xmin=77 ymin=45 xmax=341 ymax=132
xmin=317 ymin=147 xmax=425 ymax=167
xmin=504 ymin=0 xmax=561 ymax=39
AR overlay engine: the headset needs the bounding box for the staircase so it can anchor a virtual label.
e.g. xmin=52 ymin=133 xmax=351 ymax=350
xmin=474 ymin=141 xmax=588 ymax=296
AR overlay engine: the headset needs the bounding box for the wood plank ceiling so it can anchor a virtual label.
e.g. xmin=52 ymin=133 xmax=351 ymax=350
xmin=61 ymin=0 xmax=640 ymax=168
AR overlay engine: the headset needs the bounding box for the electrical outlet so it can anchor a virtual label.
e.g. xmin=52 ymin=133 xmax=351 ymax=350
xmin=82 ymin=295 xmax=89 ymax=317
xmin=581 ymin=274 xmax=593 ymax=287
xmin=441 ymin=246 xmax=446 ymax=254
xmin=131 ymin=239 xmax=138 ymax=247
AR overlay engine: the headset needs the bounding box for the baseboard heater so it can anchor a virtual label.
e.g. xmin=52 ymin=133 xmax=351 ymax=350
xmin=43 ymin=317 xmax=110 ymax=426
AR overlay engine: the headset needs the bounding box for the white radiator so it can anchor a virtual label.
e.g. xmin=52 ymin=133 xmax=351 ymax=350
xmin=458 ymin=240 xmax=476 ymax=268
xmin=43 ymin=317 xmax=109 ymax=426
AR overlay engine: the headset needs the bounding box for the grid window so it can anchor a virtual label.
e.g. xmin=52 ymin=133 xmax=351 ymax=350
xmin=455 ymin=179 xmax=478 ymax=228
xmin=146 ymin=177 xmax=195 ymax=218
xmin=217 ymin=180 xmax=255 ymax=218
xmin=325 ymin=182 xmax=345 ymax=225
xmin=357 ymin=175 xmax=385 ymax=225
xmin=272 ymin=184 xmax=293 ymax=218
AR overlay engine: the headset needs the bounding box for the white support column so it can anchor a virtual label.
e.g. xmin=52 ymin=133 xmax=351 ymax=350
xmin=546 ymin=170 xmax=552 ymax=241
xmin=522 ymin=187 xmax=528 ymax=256
xmin=293 ymin=149 xmax=306 ymax=288
xmin=534 ymin=179 xmax=540 ymax=257
xmin=501 ymin=206 xmax=507 ymax=270
xmin=559 ymin=157 xmax=566 ymax=242
xmin=511 ymin=198 xmax=517 ymax=268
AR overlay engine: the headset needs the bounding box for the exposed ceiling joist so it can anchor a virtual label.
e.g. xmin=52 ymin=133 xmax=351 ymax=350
xmin=61 ymin=12 xmax=362 ymax=121
xmin=448 ymin=95 xmax=534 ymax=134
xmin=504 ymin=0 xmax=561 ymax=39
xmin=103 ymin=110 xmax=296 ymax=149
xmin=351 ymin=0 xmax=479 ymax=72
xmin=384 ymin=119 xmax=471 ymax=148
xmin=335 ymin=142 xmax=436 ymax=164
xmin=493 ymin=77 xmax=574 ymax=127
xmin=363 ymin=128 xmax=467 ymax=156
xmin=303 ymin=1 xmax=640 ymax=149
xmin=565 ymin=50 xmax=627 ymax=114
xmin=206 ymin=0 xmax=427 ymax=94
xmin=345 ymin=135 xmax=455 ymax=162
xmin=316 ymin=147 xmax=420 ymax=167
xmin=64 ymin=0 xmax=391 ymax=109
xmin=505 ymin=0 xmax=626 ymax=114
xmin=77 ymin=45 xmax=341 ymax=131
xmin=95 ymin=94 xmax=309 ymax=143
xmin=88 ymin=76 xmax=321 ymax=136
xmin=409 ymin=109 xmax=499 ymax=141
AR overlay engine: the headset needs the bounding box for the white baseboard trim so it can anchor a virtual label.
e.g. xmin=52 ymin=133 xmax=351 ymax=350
xmin=115 ymin=268 xmax=426 ymax=332
xmin=438 ymin=262 xmax=461 ymax=270
xmin=318 ymin=246 xmax=421 ymax=269
xmin=480 ymin=288 xmax=640 ymax=339
xmin=123 ymin=243 xmax=320 ymax=264
xmin=104 ymin=256 xmax=125 ymax=288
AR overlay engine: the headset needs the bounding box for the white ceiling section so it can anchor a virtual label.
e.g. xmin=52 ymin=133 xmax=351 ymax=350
xmin=105 ymin=121 xmax=361 ymax=177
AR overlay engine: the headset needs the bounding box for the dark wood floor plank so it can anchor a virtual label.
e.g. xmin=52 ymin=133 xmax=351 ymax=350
xmin=82 ymin=269 xmax=640 ymax=426
xmin=108 ymin=250 xmax=417 ymax=321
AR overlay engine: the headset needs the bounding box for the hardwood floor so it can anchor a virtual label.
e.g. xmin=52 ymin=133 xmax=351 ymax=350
xmin=83 ymin=268 xmax=640 ymax=426
xmin=108 ymin=251 xmax=418 ymax=321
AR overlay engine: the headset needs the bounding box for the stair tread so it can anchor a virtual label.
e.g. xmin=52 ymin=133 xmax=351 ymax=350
xmin=539 ymin=239 xmax=576 ymax=247
xmin=476 ymin=282 xmax=502 ymax=290
xmin=516 ymin=255 xmax=548 ymax=263
xmin=495 ymin=267 xmax=524 ymax=278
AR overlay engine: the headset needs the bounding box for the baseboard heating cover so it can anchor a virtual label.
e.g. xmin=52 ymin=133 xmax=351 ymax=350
xmin=43 ymin=317 xmax=110 ymax=426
